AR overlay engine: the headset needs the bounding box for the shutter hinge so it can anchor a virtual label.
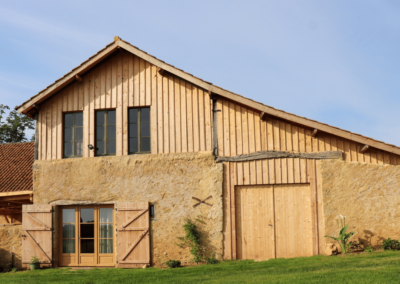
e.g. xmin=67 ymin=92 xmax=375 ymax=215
xmin=115 ymin=228 xmax=118 ymax=232
xmin=115 ymin=208 xmax=118 ymax=211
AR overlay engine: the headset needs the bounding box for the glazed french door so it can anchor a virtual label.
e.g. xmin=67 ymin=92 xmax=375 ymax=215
xmin=59 ymin=205 xmax=115 ymax=267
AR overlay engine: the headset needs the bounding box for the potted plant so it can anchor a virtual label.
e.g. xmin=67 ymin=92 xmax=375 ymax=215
xmin=29 ymin=255 xmax=40 ymax=270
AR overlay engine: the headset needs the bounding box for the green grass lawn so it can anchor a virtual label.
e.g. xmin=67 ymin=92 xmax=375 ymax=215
xmin=2 ymin=251 xmax=400 ymax=283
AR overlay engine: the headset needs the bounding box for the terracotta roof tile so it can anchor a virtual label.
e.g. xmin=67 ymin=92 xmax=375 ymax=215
xmin=0 ymin=142 xmax=34 ymax=192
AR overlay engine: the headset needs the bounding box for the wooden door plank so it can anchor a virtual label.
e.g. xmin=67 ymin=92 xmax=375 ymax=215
xmin=169 ymin=75 xmax=175 ymax=153
xmin=186 ymin=82 xmax=193 ymax=152
xmin=122 ymin=52 xmax=129 ymax=156
xmin=193 ymin=86 xmax=200 ymax=152
xmin=163 ymin=76 xmax=169 ymax=153
xmin=198 ymin=89 xmax=205 ymax=151
xmin=151 ymin=65 xmax=157 ymax=154
xmin=139 ymin=58 xmax=145 ymax=106
xmin=175 ymin=76 xmax=181 ymax=153
xmin=180 ymin=79 xmax=188 ymax=153
xmin=133 ymin=56 xmax=140 ymax=107
xmin=145 ymin=61 xmax=151 ymax=106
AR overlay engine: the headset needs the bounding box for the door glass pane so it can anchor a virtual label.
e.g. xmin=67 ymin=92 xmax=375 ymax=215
xmin=96 ymin=111 xmax=105 ymax=125
xmin=100 ymin=239 xmax=113 ymax=254
xmin=141 ymin=108 xmax=150 ymax=122
xmin=100 ymin=208 xmax=113 ymax=223
xmin=81 ymin=239 xmax=94 ymax=253
xmin=108 ymin=110 xmax=116 ymax=125
xmin=76 ymin=142 xmax=83 ymax=156
xmin=64 ymin=128 xmax=73 ymax=141
xmin=63 ymin=209 xmax=75 ymax=223
xmin=107 ymin=125 xmax=116 ymax=139
xmin=80 ymin=224 xmax=94 ymax=238
xmin=129 ymin=124 xmax=138 ymax=138
xmin=141 ymin=137 xmax=151 ymax=152
xmin=63 ymin=239 xmax=75 ymax=253
xmin=75 ymin=127 xmax=83 ymax=141
xmin=129 ymin=109 xmax=138 ymax=123
xmin=63 ymin=224 xmax=75 ymax=238
xmin=107 ymin=139 xmax=116 ymax=154
xmin=100 ymin=224 xmax=113 ymax=238
xmin=65 ymin=114 xmax=74 ymax=127
xmin=81 ymin=208 xmax=94 ymax=223
xmin=141 ymin=122 xmax=150 ymax=137
xmin=96 ymin=126 xmax=105 ymax=140
xmin=129 ymin=138 xmax=138 ymax=153
xmin=96 ymin=140 xmax=104 ymax=155
xmin=75 ymin=112 xmax=83 ymax=127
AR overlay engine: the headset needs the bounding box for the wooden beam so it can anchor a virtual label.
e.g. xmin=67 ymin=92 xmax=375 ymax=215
xmin=75 ymin=75 xmax=83 ymax=82
xmin=156 ymin=67 xmax=165 ymax=76
xmin=259 ymin=111 xmax=267 ymax=121
xmin=360 ymin=145 xmax=369 ymax=153
xmin=0 ymin=191 xmax=33 ymax=197
xmin=311 ymin=129 xmax=318 ymax=137
xmin=216 ymin=150 xmax=343 ymax=163
xmin=0 ymin=194 xmax=32 ymax=202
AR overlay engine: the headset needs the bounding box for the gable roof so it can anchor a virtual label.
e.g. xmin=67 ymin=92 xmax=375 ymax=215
xmin=15 ymin=37 xmax=400 ymax=156
xmin=0 ymin=142 xmax=34 ymax=193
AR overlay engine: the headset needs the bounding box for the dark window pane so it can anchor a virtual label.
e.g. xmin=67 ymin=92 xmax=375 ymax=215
xmin=65 ymin=114 xmax=73 ymax=127
xmin=96 ymin=126 xmax=104 ymax=140
xmin=100 ymin=224 xmax=113 ymax=238
xmin=64 ymin=128 xmax=73 ymax=142
xmin=63 ymin=224 xmax=75 ymax=238
xmin=64 ymin=143 xmax=73 ymax=157
xmin=80 ymin=224 xmax=94 ymax=238
xmin=141 ymin=122 xmax=150 ymax=137
xmin=107 ymin=125 xmax=116 ymax=139
xmin=80 ymin=208 xmax=94 ymax=223
xmin=75 ymin=128 xmax=83 ymax=141
xmin=107 ymin=139 xmax=116 ymax=154
xmin=96 ymin=140 xmax=105 ymax=155
xmin=81 ymin=239 xmax=94 ymax=253
xmin=63 ymin=209 xmax=75 ymax=223
xmin=96 ymin=111 xmax=105 ymax=125
xmin=141 ymin=108 xmax=150 ymax=122
xmin=63 ymin=239 xmax=75 ymax=254
xmin=107 ymin=110 xmax=116 ymax=125
xmin=129 ymin=109 xmax=138 ymax=123
xmin=100 ymin=239 xmax=113 ymax=254
xmin=129 ymin=138 xmax=138 ymax=153
xmin=100 ymin=208 xmax=113 ymax=223
xmin=75 ymin=112 xmax=83 ymax=127
xmin=129 ymin=124 xmax=138 ymax=138
xmin=76 ymin=142 xmax=83 ymax=156
xmin=141 ymin=137 xmax=151 ymax=152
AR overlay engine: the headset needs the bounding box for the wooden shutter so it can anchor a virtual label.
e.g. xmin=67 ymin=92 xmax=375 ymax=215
xmin=22 ymin=204 xmax=53 ymax=267
xmin=117 ymin=202 xmax=150 ymax=268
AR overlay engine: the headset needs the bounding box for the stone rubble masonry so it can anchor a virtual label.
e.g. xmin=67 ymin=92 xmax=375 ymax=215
xmin=32 ymin=151 xmax=223 ymax=266
xmin=0 ymin=225 xmax=22 ymax=269
xmin=321 ymin=159 xmax=400 ymax=249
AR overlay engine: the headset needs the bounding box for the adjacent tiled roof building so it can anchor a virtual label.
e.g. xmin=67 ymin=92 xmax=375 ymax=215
xmin=0 ymin=142 xmax=34 ymax=192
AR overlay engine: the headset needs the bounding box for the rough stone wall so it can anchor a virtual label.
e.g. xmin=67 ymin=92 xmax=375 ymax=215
xmin=321 ymin=159 xmax=400 ymax=248
xmin=0 ymin=225 xmax=22 ymax=270
xmin=33 ymin=151 xmax=223 ymax=266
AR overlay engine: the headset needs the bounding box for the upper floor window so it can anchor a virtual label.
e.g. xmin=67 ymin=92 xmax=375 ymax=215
xmin=64 ymin=112 xmax=83 ymax=158
xmin=96 ymin=110 xmax=116 ymax=156
xmin=129 ymin=108 xmax=150 ymax=154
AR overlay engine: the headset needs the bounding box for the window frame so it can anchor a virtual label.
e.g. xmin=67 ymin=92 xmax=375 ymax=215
xmin=95 ymin=109 xmax=117 ymax=156
xmin=63 ymin=111 xmax=83 ymax=159
xmin=128 ymin=107 xmax=151 ymax=155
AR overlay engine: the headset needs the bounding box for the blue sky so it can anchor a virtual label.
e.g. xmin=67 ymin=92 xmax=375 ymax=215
xmin=1 ymin=0 xmax=400 ymax=145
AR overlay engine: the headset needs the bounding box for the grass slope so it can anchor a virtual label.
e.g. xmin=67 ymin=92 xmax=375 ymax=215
xmin=2 ymin=251 xmax=400 ymax=283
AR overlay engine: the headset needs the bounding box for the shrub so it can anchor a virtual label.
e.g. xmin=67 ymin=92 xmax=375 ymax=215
xmin=206 ymin=254 xmax=219 ymax=265
xmin=166 ymin=259 xmax=181 ymax=268
xmin=177 ymin=218 xmax=204 ymax=263
xmin=325 ymin=215 xmax=355 ymax=254
xmin=364 ymin=245 xmax=373 ymax=253
xmin=382 ymin=238 xmax=400 ymax=251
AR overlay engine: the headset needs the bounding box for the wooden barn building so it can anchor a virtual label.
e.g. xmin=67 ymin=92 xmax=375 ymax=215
xmin=4 ymin=36 xmax=400 ymax=268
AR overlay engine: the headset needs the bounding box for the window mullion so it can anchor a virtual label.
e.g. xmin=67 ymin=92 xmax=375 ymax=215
xmin=138 ymin=109 xmax=141 ymax=153
xmin=105 ymin=112 xmax=108 ymax=155
xmin=72 ymin=114 xmax=76 ymax=157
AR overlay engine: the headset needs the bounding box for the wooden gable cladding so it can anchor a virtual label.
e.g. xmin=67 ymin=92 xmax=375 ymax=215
xmin=216 ymin=98 xmax=400 ymax=166
xmin=36 ymin=51 xmax=212 ymax=160
xmin=22 ymin=204 xmax=53 ymax=266
xmin=116 ymin=202 xmax=150 ymax=268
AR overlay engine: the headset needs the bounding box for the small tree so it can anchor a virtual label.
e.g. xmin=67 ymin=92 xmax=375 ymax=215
xmin=0 ymin=104 xmax=35 ymax=143
xmin=325 ymin=215 xmax=355 ymax=254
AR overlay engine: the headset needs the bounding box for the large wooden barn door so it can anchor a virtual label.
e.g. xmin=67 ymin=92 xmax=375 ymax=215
xmin=236 ymin=184 xmax=314 ymax=260
xmin=117 ymin=202 xmax=150 ymax=268
xmin=235 ymin=185 xmax=275 ymax=260
xmin=22 ymin=204 xmax=53 ymax=267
